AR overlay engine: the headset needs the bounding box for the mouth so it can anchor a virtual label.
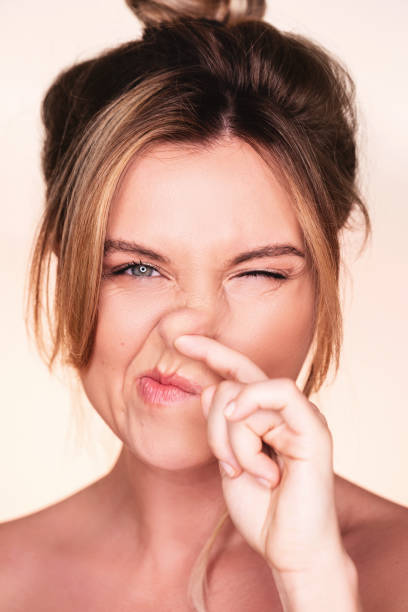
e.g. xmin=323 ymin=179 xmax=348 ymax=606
xmin=138 ymin=367 xmax=203 ymax=395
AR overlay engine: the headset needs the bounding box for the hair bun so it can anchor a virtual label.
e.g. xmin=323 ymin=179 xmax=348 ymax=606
xmin=125 ymin=0 xmax=266 ymax=27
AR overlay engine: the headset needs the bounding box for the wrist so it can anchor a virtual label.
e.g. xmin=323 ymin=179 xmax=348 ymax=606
xmin=270 ymin=549 xmax=361 ymax=612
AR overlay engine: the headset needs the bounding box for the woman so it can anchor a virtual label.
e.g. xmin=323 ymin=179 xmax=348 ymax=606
xmin=1 ymin=0 xmax=407 ymax=610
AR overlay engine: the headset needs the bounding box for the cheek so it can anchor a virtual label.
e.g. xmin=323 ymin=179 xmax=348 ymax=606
xmin=231 ymin=278 xmax=315 ymax=379
xmin=80 ymin=277 xmax=314 ymax=411
xmin=79 ymin=289 xmax=153 ymax=418
xmin=92 ymin=289 xmax=151 ymax=366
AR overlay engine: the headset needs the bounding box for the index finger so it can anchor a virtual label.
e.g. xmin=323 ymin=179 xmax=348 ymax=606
xmin=173 ymin=335 xmax=268 ymax=384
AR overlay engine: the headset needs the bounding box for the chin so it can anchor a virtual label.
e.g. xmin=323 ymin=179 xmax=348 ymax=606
xmin=124 ymin=438 xmax=218 ymax=474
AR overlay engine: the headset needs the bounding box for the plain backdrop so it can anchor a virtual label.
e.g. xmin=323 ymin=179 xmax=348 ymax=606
xmin=1 ymin=0 xmax=407 ymax=521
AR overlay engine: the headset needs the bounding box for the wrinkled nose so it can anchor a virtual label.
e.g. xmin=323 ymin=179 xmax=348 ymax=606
xmin=149 ymin=289 xmax=229 ymax=386
xmin=156 ymin=306 xmax=222 ymax=352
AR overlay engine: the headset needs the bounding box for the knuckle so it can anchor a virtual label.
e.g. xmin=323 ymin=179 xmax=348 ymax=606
xmin=309 ymin=401 xmax=320 ymax=415
xmin=320 ymin=412 xmax=329 ymax=427
xmin=235 ymin=385 xmax=251 ymax=403
xmin=277 ymin=377 xmax=298 ymax=396
xmin=217 ymin=379 xmax=241 ymax=397
xmin=325 ymin=423 xmax=333 ymax=444
xmin=310 ymin=401 xmax=328 ymax=426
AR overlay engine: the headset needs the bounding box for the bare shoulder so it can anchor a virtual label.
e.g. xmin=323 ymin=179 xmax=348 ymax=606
xmin=0 ymin=514 xmax=35 ymax=609
xmin=0 ymin=476 xmax=107 ymax=610
xmin=341 ymin=478 xmax=408 ymax=611
xmin=0 ymin=506 xmax=64 ymax=610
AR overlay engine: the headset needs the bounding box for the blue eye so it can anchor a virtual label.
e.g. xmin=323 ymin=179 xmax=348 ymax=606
xmin=112 ymin=260 xmax=160 ymax=278
xmin=107 ymin=261 xmax=287 ymax=282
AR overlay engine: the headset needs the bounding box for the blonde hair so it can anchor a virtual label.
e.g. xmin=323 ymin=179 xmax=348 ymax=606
xmin=26 ymin=1 xmax=371 ymax=609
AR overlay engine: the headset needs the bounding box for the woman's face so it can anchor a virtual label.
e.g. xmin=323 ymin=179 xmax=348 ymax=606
xmin=79 ymin=138 xmax=316 ymax=471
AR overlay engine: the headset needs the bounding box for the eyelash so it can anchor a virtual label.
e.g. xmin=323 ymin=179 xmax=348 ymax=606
xmin=109 ymin=259 xmax=288 ymax=281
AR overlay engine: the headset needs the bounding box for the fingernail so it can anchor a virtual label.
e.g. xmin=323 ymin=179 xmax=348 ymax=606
xmin=174 ymin=336 xmax=197 ymax=349
xmin=219 ymin=461 xmax=237 ymax=478
xmin=256 ymin=476 xmax=273 ymax=488
xmin=224 ymin=401 xmax=236 ymax=417
xmin=174 ymin=336 xmax=194 ymax=346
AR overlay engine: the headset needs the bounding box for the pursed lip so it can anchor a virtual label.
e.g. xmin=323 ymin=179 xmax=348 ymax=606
xmin=138 ymin=367 xmax=203 ymax=395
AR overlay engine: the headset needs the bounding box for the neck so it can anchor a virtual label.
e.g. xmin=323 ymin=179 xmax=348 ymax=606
xmin=97 ymin=446 xmax=236 ymax=575
xmin=92 ymin=446 xmax=355 ymax=577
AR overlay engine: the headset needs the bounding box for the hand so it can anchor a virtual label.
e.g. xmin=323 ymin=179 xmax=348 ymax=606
xmin=174 ymin=334 xmax=346 ymax=575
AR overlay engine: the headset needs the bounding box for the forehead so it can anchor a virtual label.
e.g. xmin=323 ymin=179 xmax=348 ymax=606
xmin=108 ymin=139 xmax=304 ymax=248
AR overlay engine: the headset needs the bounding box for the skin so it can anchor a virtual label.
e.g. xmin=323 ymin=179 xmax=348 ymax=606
xmin=79 ymin=136 xmax=316 ymax=569
xmin=2 ymin=137 xmax=408 ymax=611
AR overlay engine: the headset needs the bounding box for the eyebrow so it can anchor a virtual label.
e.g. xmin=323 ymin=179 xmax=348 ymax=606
xmin=103 ymin=239 xmax=305 ymax=266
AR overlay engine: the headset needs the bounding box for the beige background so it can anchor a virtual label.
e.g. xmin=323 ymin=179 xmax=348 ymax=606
xmin=1 ymin=0 xmax=407 ymax=522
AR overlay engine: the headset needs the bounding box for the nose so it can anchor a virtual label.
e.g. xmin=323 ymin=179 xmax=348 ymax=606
xmin=156 ymin=305 xmax=223 ymax=353
xmin=151 ymin=287 xmax=232 ymax=386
